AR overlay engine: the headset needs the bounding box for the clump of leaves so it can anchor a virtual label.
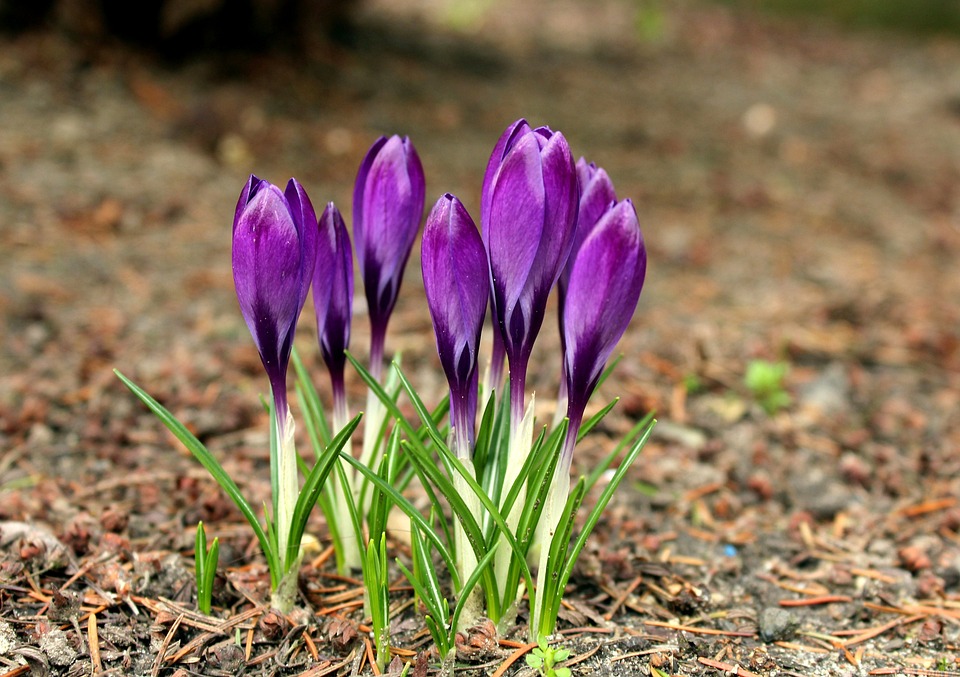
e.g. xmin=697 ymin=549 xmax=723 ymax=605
xmin=526 ymin=638 xmax=571 ymax=677
xmin=744 ymin=359 xmax=791 ymax=415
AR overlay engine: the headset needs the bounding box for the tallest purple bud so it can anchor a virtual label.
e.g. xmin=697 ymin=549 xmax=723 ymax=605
xmin=232 ymin=175 xmax=318 ymax=421
xmin=481 ymin=119 xmax=579 ymax=418
xmin=353 ymin=135 xmax=426 ymax=375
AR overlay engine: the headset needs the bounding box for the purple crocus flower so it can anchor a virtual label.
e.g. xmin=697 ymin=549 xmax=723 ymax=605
xmin=560 ymin=198 xmax=646 ymax=469
xmin=232 ymin=175 xmax=318 ymax=422
xmin=558 ymin=158 xmax=617 ymax=303
xmin=313 ymin=203 xmax=354 ymax=426
xmin=481 ymin=119 xmax=579 ymax=420
xmin=421 ymin=194 xmax=488 ymax=456
xmin=353 ymin=134 xmax=426 ymax=377
xmin=556 ymin=159 xmax=617 ymax=410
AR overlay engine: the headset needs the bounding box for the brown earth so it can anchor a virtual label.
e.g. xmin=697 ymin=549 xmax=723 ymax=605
xmin=1 ymin=1 xmax=960 ymax=675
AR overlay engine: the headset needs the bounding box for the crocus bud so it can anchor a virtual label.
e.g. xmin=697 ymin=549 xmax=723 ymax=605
xmin=555 ymin=159 xmax=618 ymax=418
xmin=353 ymin=134 xmax=426 ymax=374
xmin=313 ymin=203 xmax=354 ymax=424
xmin=561 ymin=198 xmax=646 ymax=465
xmin=481 ymin=119 xmax=579 ymax=418
xmin=422 ymin=194 xmax=488 ymax=454
xmin=232 ymin=175 xmax=318 ymax=419
xmin=558 ymin=158 xmax=617 ymax=302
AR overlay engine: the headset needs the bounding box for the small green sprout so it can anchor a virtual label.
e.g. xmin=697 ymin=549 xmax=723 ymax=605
xmin=194 ymin=521 xmax=219 ymax=615
xmin=525 ymin=638 xmax=571 ymax=677
xmin=682 ymin=373 xmax=704 ymax=394
xmin=744 ymin=359 xmax=791 ymax=415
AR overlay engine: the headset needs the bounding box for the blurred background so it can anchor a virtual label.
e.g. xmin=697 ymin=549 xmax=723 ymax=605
xmin=1 ymin=0 xmax=959 ymax=577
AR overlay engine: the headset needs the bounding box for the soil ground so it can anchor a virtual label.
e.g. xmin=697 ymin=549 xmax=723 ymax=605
xmin=1 ymin=1 xmax=960 ymax=675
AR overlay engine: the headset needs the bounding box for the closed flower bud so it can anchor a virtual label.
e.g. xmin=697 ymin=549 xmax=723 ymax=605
xmin=422 ymin=194 xmax=488 ymax=453
xmin=481 ymin=119 xmax=579 ymax=416
xmin=313 ymin=203 xmax=354 ymax=417
xmin=562 ymin=198 xmax=646 ymax=457
xmin=556 ymin=159 xmax=618 ymax=411
xmin=232 ymin=175 xmax=318 ymax=418
xmin=353 ymin=135 xmax=426 ymax=372
xmin=559 ymin=158 xmax=617 ymax=302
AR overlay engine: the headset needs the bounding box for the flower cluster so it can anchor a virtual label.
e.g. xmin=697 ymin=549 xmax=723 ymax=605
xmin=119 ymin=119 xmax=651 ymax=662
xmin=422 ymin=120 xmax=648 ymax=637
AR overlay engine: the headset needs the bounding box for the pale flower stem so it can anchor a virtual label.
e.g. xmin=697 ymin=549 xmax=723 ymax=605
xmin=359 ymin=388 xmax=385 ymax=476
xmin=532 ymin=414 xmax=578 ymax=556
xmin=359 ymin=328 xmax=386 ymax=501
xmin=453 ymin=455 xmax=483 ymax=630
xmin=495 ymin=395 xmax=535 ymax=609
xmin=275 ymin=406 xmax=299 ymax=569
xmin=532 ymin=424 xmax=577 ymax=639
xmin=332 ymin=389 xmax=361 ymax=573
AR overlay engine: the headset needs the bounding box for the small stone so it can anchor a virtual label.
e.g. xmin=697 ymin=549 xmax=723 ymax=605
xmin=758 ymin=607 xmax=798 ymax=643
xmin=798 ymin=362 xmax=850 ymax=415
xmin=653 ymin=421 xmax=708 ymax=451
xmin=898 ymin=545 xmax=932 ymax=572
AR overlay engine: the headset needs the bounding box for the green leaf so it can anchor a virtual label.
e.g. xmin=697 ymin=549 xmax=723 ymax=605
xmin=339 ymin=453 xmax=462 ymax=590
xmin=551 ymin=419 xmax=656 ymax=627
xmin=115 ymin=369 xmax=281 ymax=588
xmin=400 ymin=439 xmax=490 ymax=584
xmin=576 ymin=397 xmax=619 ymax=442
xmin=409 ymin=525 xmax=447 ymax=619
xmin=584 ymin=411 xmax=655 ymax=492
xmin=292 ymin=347 xmax=331 ymax=446
xmin=287 ymin=413 xmax=362 ymax=570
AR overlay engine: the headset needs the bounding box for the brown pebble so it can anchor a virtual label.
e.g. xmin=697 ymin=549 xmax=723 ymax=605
xmin=898 ymin=545 xmax=932 ymax=572
xmin=746 ymin=473 xmax=774 ymax=500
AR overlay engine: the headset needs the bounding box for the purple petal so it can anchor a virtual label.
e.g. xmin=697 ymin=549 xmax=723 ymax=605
xmin=352 ymin=136 xmax=388 ymax=250
xmin=481 ymin=118 xmax=530 ymax=239
xmin=574 ymin=159 xmax=617 ymax=253
xmin=523 ymin=129 xmax=579 ymax=303
xmin=422 ymin=194 xmax=488 ymax=404
xmin=284 ymin=178 xmax=319 ymax=310
xmin=232 ymin=176 xmax=315 ymax=409
xmin=559 ymin=158 xmax=618 ymax=341
xmin=353 ymin=135 xmax=425 ymax=329
xmin=314 ymin=203 xmax=354 ymax=376
xmin=481 ymin=121 xmax=580 ymax=383
xmin=314 ymin=202 xmax=353 ymax=378
xmin=485 ymin=130 xmax=546 ymax=314
xmin=563 ymin=199 xmax=647 ymax=415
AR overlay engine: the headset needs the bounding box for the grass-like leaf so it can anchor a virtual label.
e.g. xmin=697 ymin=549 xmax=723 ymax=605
xmin=546 ymin=418 xmax=656 ymax=634
xmin=291 ymin=348 xmax=331 ymax=446
xmin=584 ymin=411 xmax=655 ymax=492
xmin=366 ymin=533 xmax=391 ymax=670
xmin=339 ymin=452 xmax=462 ymax=590
xmin=577 ymin=397 xmax=619 ymax=442
xmin=115 ymin=369 xmax=281 ymax=587
xmin=194 ymin=521 xmax=219 ymax=615
xmin=287 ymin=413 xmax=362 ymax=570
